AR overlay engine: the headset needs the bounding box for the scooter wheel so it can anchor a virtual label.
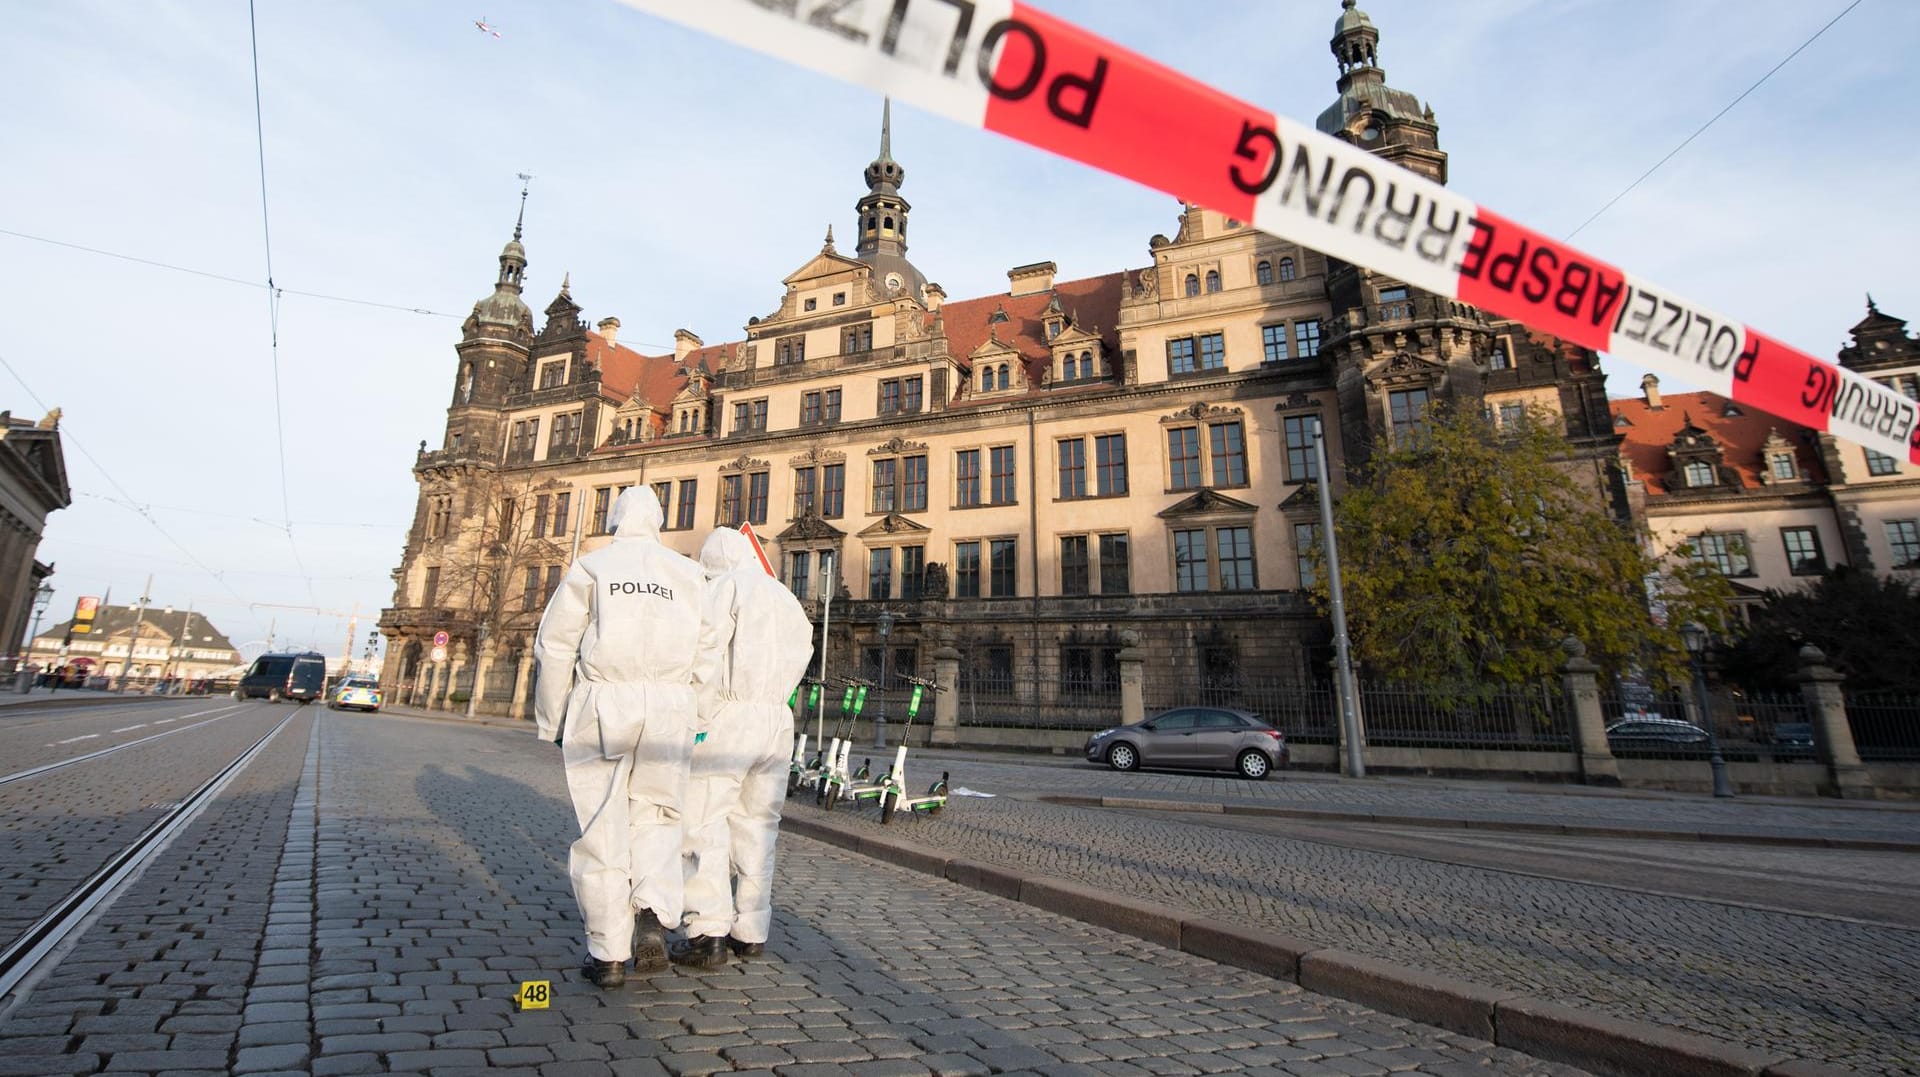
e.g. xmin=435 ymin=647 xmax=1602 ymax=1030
xmin=787 ymin=771 xmax=800 ymax=797
xmin=824 ymin=784 xmax=840 ymax=812
xmin=880 ymin=791 xmax=897 ymax=824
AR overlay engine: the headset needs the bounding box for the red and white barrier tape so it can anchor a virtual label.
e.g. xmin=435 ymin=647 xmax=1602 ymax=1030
xmin=616 ymin=0 xmax=1919 ymax=465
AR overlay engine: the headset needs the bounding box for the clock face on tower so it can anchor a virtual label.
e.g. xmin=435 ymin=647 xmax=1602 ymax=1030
xmin=1361 ymin=125 xmax=1381 ymax=142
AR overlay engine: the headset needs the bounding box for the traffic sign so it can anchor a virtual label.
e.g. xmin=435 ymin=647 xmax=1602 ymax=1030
xmin=431 ymin=645 xmax=448 ymax=663
xmin=433 ymin=630 xmax=449 ymax=647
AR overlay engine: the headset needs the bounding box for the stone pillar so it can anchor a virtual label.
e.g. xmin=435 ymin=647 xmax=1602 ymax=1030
xmin=930 ymin=640 xmax=961 ymax=747
xmin=1560 ymin=637 xmax=1619 ymax=786
xmin=444 ymin=647 xmax=467 ymax=712
xmin=467 ymin=637 xmax=493 ymax=718
xmin=426 ymin=660 xmax=445 ymax=710
xmin=1118 ymin=638 xmax=1145 ymax=729
xmin=510 ymin=651 xmax=535 ymax=721
xmin=1796 ymin=644 xmax=1873 ymax=800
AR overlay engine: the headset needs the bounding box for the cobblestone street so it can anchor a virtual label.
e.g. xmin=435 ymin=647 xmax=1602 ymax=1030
xmin=0 ymin=711 xmax=1595 ymax=1075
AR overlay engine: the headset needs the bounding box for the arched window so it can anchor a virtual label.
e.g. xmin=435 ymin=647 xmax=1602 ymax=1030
xmin=997 ymin=363 xmax=1010 ymax=389
xmin=1279 ymin=257 xmax=1296 ymax=281
xmin=1184 ymin=273 xmax=1200 ymax=297
xmin=1256 ymin=260 xmax=1273 ymax=285
xmin=883 ymin=216 xmax=893 ymax=230
xmin=1079 ymin=351 xmax=1092 ymax=378
xmin=1205 ymin=270 xmax=1221 ymax=293
xmin=866 ymin=216 xmax=877 ymax=231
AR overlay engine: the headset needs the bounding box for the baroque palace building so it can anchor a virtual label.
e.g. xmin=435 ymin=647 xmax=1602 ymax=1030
xmin=380 ymin=2 xmax=1622 ymax=718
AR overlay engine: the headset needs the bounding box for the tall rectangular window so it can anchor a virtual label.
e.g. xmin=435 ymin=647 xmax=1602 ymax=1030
xmin=675 ymin=480 xmax=697 ymax=531
xmin=422 ymin=565 xmax=441 ymax=607
xmin=824 ymin=388 xmax=842 ymax=423
xmin=523 ymin=566 xmax=542 ymax=611
xmin=801 ymin=391 xmax=822 ymax=426
xmin=1198 ymin=332 xmax=1226 ymax=370
xmin=1389 ymin=388 xmax=1431 ymax=446
xmin=1295 ymin=522 xmax=1321 ymax=589
xmin=500 ymin=497 xmax=516 ymax=540
xmin=1886 ymin=519 xmax=1920 ymax=567
xmin=1294 ymin=319 xmax=1322 ymax=358
xmin=903 ymin=455 xmax=928 ymax=511
xmin=821 ymin=464 xmax=844 ymax=517
xmin=538 ymin=360 xmax=566 ymax=389
xmin=1284 ymin=415 xmax=1318 ymax=481
xmin=1095 ymin=434 xmax=1128 ymax=496
xmin=1781 ymin=527 xmax=1825 ymax=575
xmin=721 ymin=474 xmax=744 ymax=527
xmin=868 ymin=548 xmax=893 ymax=600
xmin=649 ymin=482 xmax=671 ymax=517
xmin=552 ymin=491 xmax=570 ymax=536
xmin=548 ymin=411 xmax=582 ymax=455
xmin=748 ymin=472 xmax=769 ymax=525
xmin=1168 ymin=337 xmax=1196 ymax=374
xmin=871 ymin=458 xmax=897 ymax=513
xmin=1694 ymin=532 xmax=1751 ymax=576
xmin=956 ymin=450 xmax=981 ymax=507
xmin=904 ymin=376 xmax=923 ymax=413
xmin=841 ymin=323 xmax=873 ymax=354
xmin=1099 ymin=533 xmax=1130 ymax=594
xmin=1174 ymin=530 xmax=1209 ymax=592
xmin=1218 ymin=526 xmax=1256 ymax=590
xmin=901 ymin=545 xmax=925 ymax=600
xmin=1210 ymin=422 xmax=1247 ymax=486
xmin=1169 ymin=428 xmax=1202 ymax=490
xmin=532 ymin=494 xmax=549 ymax=538
xmin=1262 ymin=324 xmax=1290 ymax=363
xmin=989 ymin=539 xmax=1017 ymax=596
xmin=793 ymin=468 xmax=817 ymax=517
xmin=879 ymin=379 xmax=901 ymax=415
xmin=955 ymin=541 xmax=981 ymax=598
xmin=592 ymin=487 xmax=612 ymax=534
xmin=1060 ymin=535 xmax=1089 ymax=595
xmin=1058 ymin=439 xmax=1087 ymax=499
xmin=788 ymin=551 xmax=811 ymax=601
xmin=990 ymin=446 xmax=1017 ymax=505
xmin=879 ymin=376 xmax=923 ymax=416
xmin=545 ymin=565 xmax=562 ymax=603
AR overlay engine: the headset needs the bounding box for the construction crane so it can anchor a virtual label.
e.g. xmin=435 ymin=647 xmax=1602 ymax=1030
xmin=248 ymin=601 xmax=373 ymax=672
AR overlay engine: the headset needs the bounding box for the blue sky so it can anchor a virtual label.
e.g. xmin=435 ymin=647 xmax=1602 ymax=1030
xmin=3 ymin=0 xmax=1915 ymax=659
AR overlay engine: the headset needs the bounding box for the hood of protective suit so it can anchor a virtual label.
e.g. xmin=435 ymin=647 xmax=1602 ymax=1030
xmin=699 ymin=528 xmax=757 ymax=579
xmin=608 ymin=485 xmax=663 ymax=540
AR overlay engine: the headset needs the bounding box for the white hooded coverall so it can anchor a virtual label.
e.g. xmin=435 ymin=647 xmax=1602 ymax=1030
xmin=534 ymin=487 xmax=712 ymax=962
xmin=682 ymin=528 xmax=815 ymax=944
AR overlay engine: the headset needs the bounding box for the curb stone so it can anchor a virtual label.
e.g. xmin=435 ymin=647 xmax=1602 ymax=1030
xmin=780 ymin=807 xmax=1839 ymax=1077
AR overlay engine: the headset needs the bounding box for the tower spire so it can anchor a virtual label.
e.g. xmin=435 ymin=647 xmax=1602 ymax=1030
xmin=879 ymin=97 xmax=892 ymax=162
xmin=514 ymin=171 xmax=532 ymax=241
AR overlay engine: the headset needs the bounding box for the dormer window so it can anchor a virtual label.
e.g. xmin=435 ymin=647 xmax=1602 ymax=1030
xmin=1768 ymin=453 xmax=1797 ymax=481
xmin=988 ymin=307 xmax=1010 ymax=324
xmin=804 ymin=297 xmax=818 ymax=311
xmin=1045 ymin=318 xmax=1062 ymax=340
xmin=1490 ymin=341 xmax=1512 ymax=370
xmin=1683 ymin=460 xmax=1716 ymax=488
xmin=538 ymin=360 xmax=567 ymax=390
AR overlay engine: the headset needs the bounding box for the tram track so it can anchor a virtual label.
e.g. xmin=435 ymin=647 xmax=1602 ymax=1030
xmin=0 ymin=702 xmax=255 ymax=786
xmin=0 ymin=710 xmax=300 ymax=1005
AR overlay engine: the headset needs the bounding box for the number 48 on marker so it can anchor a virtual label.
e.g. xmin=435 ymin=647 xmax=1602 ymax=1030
xmin=515 ymin=980 xmax=551 ymax=1010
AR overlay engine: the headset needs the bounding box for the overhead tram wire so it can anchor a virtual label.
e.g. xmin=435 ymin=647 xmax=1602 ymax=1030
xmin=246 ymin=0 xmax=316 ymax=607
xmin=1564 ymin=0 xmax=1867 ymax=242
xmin=0 ymin=349 xmax=253 ymax=611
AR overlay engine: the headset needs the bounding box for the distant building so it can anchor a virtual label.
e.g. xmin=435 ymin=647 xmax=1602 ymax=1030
xmin=0 ymin=408 xmax=69 ymax=665
xmin=1614 ymin=300 xmax=1920 ymax=604
xmin=29 ymin=605 xmax=242 ymax=684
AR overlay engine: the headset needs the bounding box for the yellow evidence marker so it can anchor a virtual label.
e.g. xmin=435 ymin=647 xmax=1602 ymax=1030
xmin=514 ymin=980 xmax=551 ymax=1010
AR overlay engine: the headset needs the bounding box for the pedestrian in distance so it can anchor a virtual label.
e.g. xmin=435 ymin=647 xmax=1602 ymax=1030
xmin=673 ymin=527 xmax=814 ymax=968
xmin=533 ymin=486 xmax=716 ymax=989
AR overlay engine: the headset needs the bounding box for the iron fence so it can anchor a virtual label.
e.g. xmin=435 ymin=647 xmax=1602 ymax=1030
xmin=1358 ymin=681 xmax=1569 ymax=751
xmin=1845 ymin=692 xmax=1920 ymax=761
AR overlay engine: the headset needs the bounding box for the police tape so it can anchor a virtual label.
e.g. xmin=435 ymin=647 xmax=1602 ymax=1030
xmin=615 ymin=0 xmax=1919 ymax=466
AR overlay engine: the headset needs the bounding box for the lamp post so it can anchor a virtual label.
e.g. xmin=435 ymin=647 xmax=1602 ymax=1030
xmin=18 ymin=583 xmax=54 ymax=693
xmin=1681 ymin=621 xmax=1734 ymax=798
xmin=873 ymin=608 xmax=894 ymax=748
xmin=1311 ymin=417 xmax=1367 ymax=778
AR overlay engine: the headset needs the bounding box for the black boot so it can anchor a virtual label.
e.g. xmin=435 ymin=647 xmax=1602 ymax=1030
xmin=669 ymin=934 xmax=730 ymax=970
xmin=581 ymin=953 xmax=626 ymax=989
xmin=727 ymin=936 xmax=765 ymax=958
xmin=632 ymin=909 xmax=668 ymax=974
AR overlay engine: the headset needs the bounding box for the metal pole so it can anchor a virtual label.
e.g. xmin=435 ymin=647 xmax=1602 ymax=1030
xmin=815 ymin=550 xmax=833 ymax=748
xmin=1312 ymin=418 xmax=1367 ymax=779
xmin=118 ymin=575 xmax=154 ymax=691
xmin=1689 ymin=650 xmax=1734 ymax=798
xmin=874 ymin=609 xmax=893 ymax=749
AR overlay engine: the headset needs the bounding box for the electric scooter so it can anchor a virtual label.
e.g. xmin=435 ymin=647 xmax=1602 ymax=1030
xmin=787 ymin=678 xmax=826 ymax=796
xmin=816 ymin=679 xmax=869 ymax=808
xmin=877 ymin=675 xmax=950 ymax=823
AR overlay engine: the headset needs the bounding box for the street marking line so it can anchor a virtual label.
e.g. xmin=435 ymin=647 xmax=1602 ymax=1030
xmin=49 ymin=735 xmax=99 ymax=745
xmin=7 ymin=704 xmax=257 ymax=786
xmin=110 ymin=725 xmax=147 ymax=733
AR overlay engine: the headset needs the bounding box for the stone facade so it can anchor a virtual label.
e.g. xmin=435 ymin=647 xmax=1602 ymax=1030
xmin=0 ymin=408 xmax=68 ymax=667
xmin=379 ymin=3 xmax=1620 ymax=717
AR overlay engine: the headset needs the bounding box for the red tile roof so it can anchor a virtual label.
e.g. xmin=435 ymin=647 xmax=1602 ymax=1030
xmin=588 ymin=333 xmax=682 ymax=409
xmin=1610 ymin=389 xmax=1824 ymax=494
xmin=936 ymin=272 xmax=1126 ymax=387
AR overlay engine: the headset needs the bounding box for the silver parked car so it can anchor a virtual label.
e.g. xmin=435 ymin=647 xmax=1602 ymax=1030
xmin=1085 ymin=706 xmax=1289 ymax=779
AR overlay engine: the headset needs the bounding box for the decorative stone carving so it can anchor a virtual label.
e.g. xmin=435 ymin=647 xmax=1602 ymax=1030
xmin=718 ymin=453 xmax=769 ymax=474
xmin=788 ymin=445 xmax=847 ymax=467
xmin=1160 ymin=402 xmax=1243 ymax=424
xmin=868 ymin=436 xmax=929 ymax=456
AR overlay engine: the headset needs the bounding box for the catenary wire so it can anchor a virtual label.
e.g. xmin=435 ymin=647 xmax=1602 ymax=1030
xmin=1564 ymin=0 xmax=1866 ymax=241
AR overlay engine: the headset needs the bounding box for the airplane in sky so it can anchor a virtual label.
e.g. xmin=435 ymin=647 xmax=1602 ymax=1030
xmin=474 ymin=16 xmax=502 ymax=38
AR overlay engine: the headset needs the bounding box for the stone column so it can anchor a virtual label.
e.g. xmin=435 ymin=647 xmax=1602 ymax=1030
xmin=510 ymin=651 xmax=535 ymax=722
xmin=1560 ymin=637 xmax=1619 ymax=786
xmin=1118 ymin=634 xmax=1145 ymax=728
xmin=444 ymin=647 xmax=468 ymax=712
xmin=1796 ymin=644 xmax=1873 ymax=800
xmin=930 ymin=640 xmax=961 ymax=747
xmin=467 ymin=637 xmax=493 ymax=718
xmin=426 ymin=660 xmax=445 ymax=710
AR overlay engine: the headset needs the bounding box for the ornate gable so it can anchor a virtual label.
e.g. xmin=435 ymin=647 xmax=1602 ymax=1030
xmin=1160 ymin=402 xmax=1244 ymax=425
xmin=1157 ymin=489 xmax=1259 ymax=518
xmin=718 ymin=454 xmax=770 ymax=474
xmin=789 ymin=446 xmax=847 ymax=468
xmin=777 ymin=514 xmax=846 ymax=542
xmin=1363 ymin=350 xmax=1447 ymax=392
xmin=868 ymin=436 xmax=928 ymax=457
xmin=858 ymin=513 xmax=933 ymax=538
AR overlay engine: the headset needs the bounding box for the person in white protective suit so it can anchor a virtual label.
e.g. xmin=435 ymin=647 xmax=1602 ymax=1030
xmin=670 ymin=527 xmax=815 ymax=968
xmin=533 ymin=486 xmax=714 ymax=989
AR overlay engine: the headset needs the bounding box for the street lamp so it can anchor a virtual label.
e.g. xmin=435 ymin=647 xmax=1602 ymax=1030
xmin=873 ymin=608 xmax=894 ymax=748
xmin=17 ymin=583 xmax=54 ymax=693
xmin=1681 ymin=621 xmax=1734 ymax=798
